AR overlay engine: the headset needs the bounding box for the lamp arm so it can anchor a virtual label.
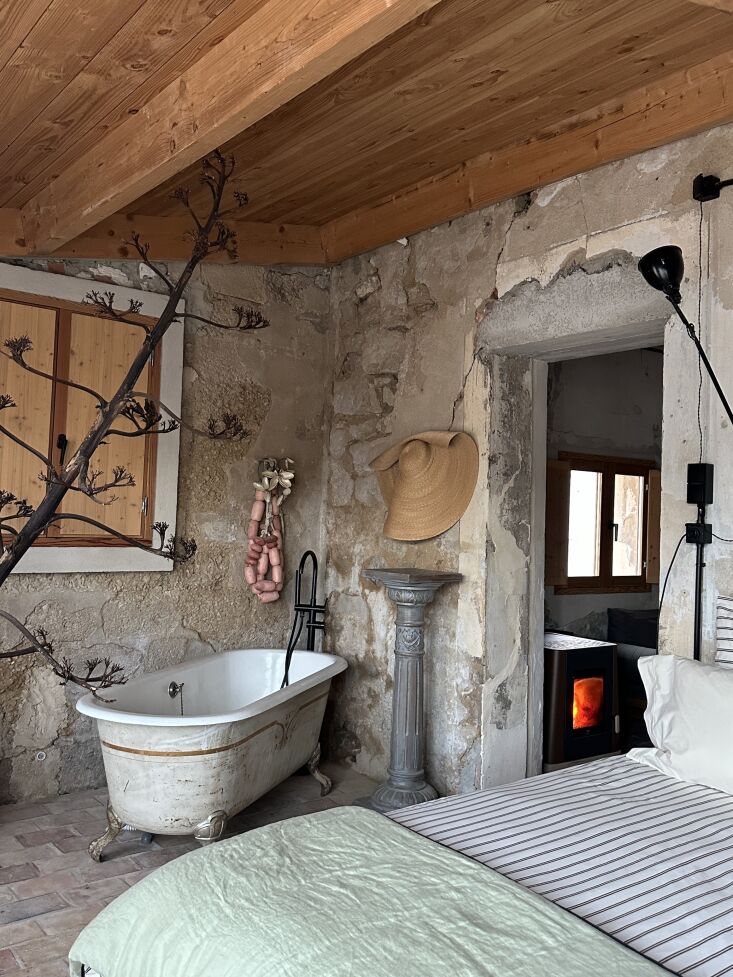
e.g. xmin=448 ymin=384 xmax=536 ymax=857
xmin=671 ymin=300 xmax=733 ymax=428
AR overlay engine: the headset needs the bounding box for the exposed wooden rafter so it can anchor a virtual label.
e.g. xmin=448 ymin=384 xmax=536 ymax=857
xmin=19 ymin=0 xmax=442 ymax=255
xmin=0 ymin=210 xmax=328 ymax=266
xmin=321 ymin=51 xmax=733 ymax=262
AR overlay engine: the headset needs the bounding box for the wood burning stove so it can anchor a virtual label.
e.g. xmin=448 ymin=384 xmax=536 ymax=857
xmin=543 ymin=632 xmax=620 ymax=771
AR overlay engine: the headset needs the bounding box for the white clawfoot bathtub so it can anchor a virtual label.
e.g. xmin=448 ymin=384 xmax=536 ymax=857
xmin=76 ymin=649 xmax=346 ymax=858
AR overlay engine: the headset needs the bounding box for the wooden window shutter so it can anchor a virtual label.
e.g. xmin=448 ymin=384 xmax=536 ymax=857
xmin=0 ymin=300 xmax=56 ymax=509
xmin=55 ymin=312 xmax=156 ymax=541
xmin=646 ymin=468 xmax=661 ymax=585
xmin=545 ymin=459 xmax=570 ymax=587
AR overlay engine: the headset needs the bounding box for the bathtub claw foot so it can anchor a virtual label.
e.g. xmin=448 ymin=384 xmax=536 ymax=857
xmin=89 ymin=803 xmax=124 ymax=863
xmin=307 ymin=743 xmax=332 ymax=797
xmin=194 ymin=810 xmax=228 ymax=845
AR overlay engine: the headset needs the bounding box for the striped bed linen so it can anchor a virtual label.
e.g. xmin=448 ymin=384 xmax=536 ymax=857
xmin=389 ymin=755 xmax=733 ymax=977
xmin=716 ymin=596 xmax=733 ymax=667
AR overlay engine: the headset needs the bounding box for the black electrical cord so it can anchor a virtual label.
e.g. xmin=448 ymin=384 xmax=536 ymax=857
xmin=697 ymin=200 xmax=705 ymax=463
xmin=713 ymin=533 xmax=733 ymax=544
xmin=656 ymin=533 xmax=686 ymax=652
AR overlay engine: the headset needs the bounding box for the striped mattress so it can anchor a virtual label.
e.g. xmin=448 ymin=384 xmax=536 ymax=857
xmin=390 ymin=755 xmax=733 ymax=977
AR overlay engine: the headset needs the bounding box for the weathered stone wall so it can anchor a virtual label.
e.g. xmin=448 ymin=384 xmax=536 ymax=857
xmin=324 ymin=122 xmax=733 ymax=792
xmin=0 ymin=257 xmax=331 ymax=803
xmin=324 ymin=214 xmax=514 ymax=793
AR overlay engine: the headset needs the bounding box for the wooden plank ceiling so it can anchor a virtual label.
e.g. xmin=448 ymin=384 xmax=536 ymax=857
xmin=1 ymin=0 xmax=733 ymax=265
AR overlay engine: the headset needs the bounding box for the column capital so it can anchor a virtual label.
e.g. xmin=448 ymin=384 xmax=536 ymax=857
xmin=363 ymin=568 xmax=462 ymax=605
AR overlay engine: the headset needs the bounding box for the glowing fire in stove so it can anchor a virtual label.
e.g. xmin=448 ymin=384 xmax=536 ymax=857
xmin=572 ymin=676 xmax=604 ymax=729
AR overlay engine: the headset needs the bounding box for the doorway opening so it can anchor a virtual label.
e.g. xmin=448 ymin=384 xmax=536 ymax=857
xmin=543 ymin=347 xmax=663 ymax=762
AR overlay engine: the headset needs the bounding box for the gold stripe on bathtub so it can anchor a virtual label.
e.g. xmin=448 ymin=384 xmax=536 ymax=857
xmin=101 ymin=692 xmax=329 ymax=758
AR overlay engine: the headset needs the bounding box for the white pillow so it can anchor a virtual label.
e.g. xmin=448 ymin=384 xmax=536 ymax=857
xmin=628 ymin=655 xmax=733 ymax=795
xmin=715 ymin=594 xmax=733 ymax=667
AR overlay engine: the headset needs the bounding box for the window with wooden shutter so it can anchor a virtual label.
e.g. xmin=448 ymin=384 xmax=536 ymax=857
xmin=0 ymin=290 xmax=160 ymax=548
xmin=546 ymin=452 xmax=660 ymax=594
xmin=0 ymin=263 xmax=183 ymax=575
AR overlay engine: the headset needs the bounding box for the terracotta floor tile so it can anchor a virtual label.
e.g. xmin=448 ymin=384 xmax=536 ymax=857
xmin=116 ymin=867 xmax=153 ymax=886
xmin=16 ymin=827 xmax=79 ymax=850
xmin=11 ymin=932 xmax=76 ymax=967
xmin=36 ymin=905 xmax=100 ymax=937
xmin=0 ymin=893 xmax=68 ymax=926
xmin=14 ymin=960 xmax=68 ymax=977
xmin=43 ymin=795 xmax=105 ymax=814
xmin=49 ymin=836 xmax=91 ymax=854
xmin=0 ymin=806 xmax=51 ymax=827
xmin=0 ymin=865 xmax=39 ymax=888
xmin=131 ymin=844 xmax=195 ymax=870
xmin=0 ymin=918 xmax=44 ymax=948
xmin=60 ymin=877 xmax=128 ymax=909
xmin=30 ymin=850 xmax=90 ymax=876
xmin=0 ymin=847 xmax=61 ymax=870
xmin=75 ymin=855 xmax=142 ymax=884
xmin=0 ymin=949 xmax=19 ymax=973
xmin=9 ymin=870 xmax=81 ymax=902
xmin=28 ymin=810 xmax=106 ymax=830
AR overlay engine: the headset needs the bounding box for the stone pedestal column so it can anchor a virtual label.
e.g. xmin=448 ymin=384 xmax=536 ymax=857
xmin=361 ymin=568 xmax=462 ymax=813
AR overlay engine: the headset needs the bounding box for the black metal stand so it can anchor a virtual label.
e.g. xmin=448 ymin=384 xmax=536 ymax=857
xmin=667 ymin=300 xmax=731 ymax=662
xmin=687 ymin=502 xmax=712 ymax=662
xmin=672 ymin=301 xmax=733 ymax=427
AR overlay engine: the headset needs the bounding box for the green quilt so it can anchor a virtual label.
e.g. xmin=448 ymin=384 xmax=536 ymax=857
xmin=69 ymin=807 xmax=669 ymax=977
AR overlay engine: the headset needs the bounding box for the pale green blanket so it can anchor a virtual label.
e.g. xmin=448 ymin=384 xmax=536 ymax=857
xmin=69 ymin=807 xmax=668 ymax=977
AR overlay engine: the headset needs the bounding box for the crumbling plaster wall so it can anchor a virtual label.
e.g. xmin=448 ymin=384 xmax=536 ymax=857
xmin=325 ymin=122 xmax=733 ymax=792
xmin=0 ymin=256 xmax=332 ymax=803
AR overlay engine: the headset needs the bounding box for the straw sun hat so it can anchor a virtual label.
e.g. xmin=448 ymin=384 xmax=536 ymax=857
xmin=369 ymin=431 xmax=479 ymax=541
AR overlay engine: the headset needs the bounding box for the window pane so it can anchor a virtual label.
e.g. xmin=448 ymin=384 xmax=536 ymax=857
xmin=613 ymin=473 xmax=644 ymax=576
xmin=567 ymin=469 xmax=601 ymax=576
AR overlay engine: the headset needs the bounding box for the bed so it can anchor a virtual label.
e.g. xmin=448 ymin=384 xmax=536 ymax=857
xmin=69 ymin=655 xmax=733 ymax=977
xmin=392 ymin=754 xmax=733 ymax=977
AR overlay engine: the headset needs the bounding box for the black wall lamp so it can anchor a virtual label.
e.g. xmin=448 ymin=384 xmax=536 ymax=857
xmin=638 ymin=227 xmax=733 ymax=661
xmin=638 ymin=245 xmax=733 ymax=427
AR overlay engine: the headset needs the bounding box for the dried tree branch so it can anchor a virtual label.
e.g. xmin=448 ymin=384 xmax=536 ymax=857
xmin=0 ymin=611 xmax=125 ymax=698
xmin=108 ymin=398 xmax=179 ymax=439
xmin=0 ymin=425 xmax=53 ymax=473
xmin=183 ymin=307 xmax=269 ymax=332
xmin=128 ymin=391 xmax=248 ymax=441
xmin=121 ymin=236 xmax=174 ymax=294
xmin=0 ymin=149 xmax=261 ymax=692
xmin=84 ymin=290 xmax=152 ymax=331
xmin=1 ymin=341 xmax=106 ymax=406
xmin=44 ymin=514 xmax=196 ymax=563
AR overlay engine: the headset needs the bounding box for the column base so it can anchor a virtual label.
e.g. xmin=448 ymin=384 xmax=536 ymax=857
xmin=358 ymin=779 xmax=439 ymax=814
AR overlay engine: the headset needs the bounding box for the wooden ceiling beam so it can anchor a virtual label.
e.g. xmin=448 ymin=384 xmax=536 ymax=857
xmin=0 ymin=211 xmax=328 ymax=266
xmin=685 ymin=0 xmax=733 ymax=12
xmin=20 ymin=0 xmax=443 ymax=256
xmin=321 ymin=50 xmax=733 ymax=262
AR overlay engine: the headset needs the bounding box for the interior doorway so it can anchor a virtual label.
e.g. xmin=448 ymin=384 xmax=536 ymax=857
xmin=542 ymin=347 xmax=664 ymax=760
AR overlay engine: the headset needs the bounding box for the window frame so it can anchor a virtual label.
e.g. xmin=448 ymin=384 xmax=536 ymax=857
xmin=554 ymin=451 xmax=655 ymax=595
xmin=0 ymin=263 xmax=183 ymax=575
